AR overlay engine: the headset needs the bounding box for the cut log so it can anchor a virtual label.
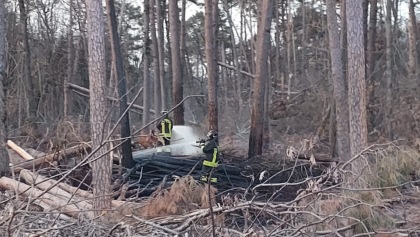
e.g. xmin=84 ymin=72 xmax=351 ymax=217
xmin=19 ymin=169 xmax=124 ymax=208
xmin=13 ymin=143 xmax=91 ymax=172
xmin=7 ymin=140 xmax=34 ymax=160
xmin=0 ymin=176 xmax=94 ymax=219
xmin=20 ymin=169 xmax=93 ymax=210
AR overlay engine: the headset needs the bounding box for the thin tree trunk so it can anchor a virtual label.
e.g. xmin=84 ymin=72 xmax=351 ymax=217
xmin=143 ymin=1 xmax=151 ymax=129
xmin=249 ymin=0 xmax=273 ymax=158
xmin=367 ymin=0 xmax=378 ymax=130
xmin=286 ymin=0 xmax=293 ymax=100
xmin=150 ymin=0 xmax=161 ymax=118
xmin=85 ymin=0 xmax=112 ymax=213
xmin=169 ymin=0 xmax=184 ymax=125
xmin=205 ymin=0 xmax=218 ymax=131
xmin=341 ymin=0 xmax=347 ymax=83
xmin=384 ymin=0 xmax=393 ymax=140
xmin=0 ymin=0 xmax=10 ymax=177
xmin=106 ymin=0 xmax=134 ymax=168
xmin=65 ymin=0 xmax=74 ymax=119
xmin=156 ymin=0 xmax=167 ymax=110
xmin=326 ymin=0 xmax=350 ymax=161
xmin=18 ymin=0 xmax=37 ymax=123
xmin=408 ymin=0 xmax=418 ymax=83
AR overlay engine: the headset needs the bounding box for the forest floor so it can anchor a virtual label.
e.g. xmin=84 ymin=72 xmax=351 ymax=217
xmin=2 ymin=90 xmax=420 ymax=236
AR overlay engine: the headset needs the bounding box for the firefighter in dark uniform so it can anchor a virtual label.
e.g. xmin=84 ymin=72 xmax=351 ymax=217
xmin=198 ymin=130 xmax=219 ymax=183
xmin=156 ymin=109 xmax=173 ymax=152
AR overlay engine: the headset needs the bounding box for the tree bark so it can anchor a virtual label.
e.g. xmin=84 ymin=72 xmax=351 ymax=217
xmin=156 ymin=0 xmax=167 ymax=110
xmin=0 ymin=0 xmax=10 ymax=177
xmin=408 ymin=0 xmax=418 ymax=83
xmin=366 ymin=0 xmax=378 ymax=130
xmin=346 ymin=0 xmax=369 ymax=186
xmin=204 ymin=0 xmax=219 ymax=132
xmin=106 ymin=0 xmax=134 ymax=168
xmin=384 ymin=0 xmax=393 ymax=140
xmin=169 ymin=0 xmax=184 ymax=125
xmin=85 ymin=0 xmax=112 ymax=213
xmin=18 ymin=0 xmax=37 ymax=123
xmin=143 ymin=1 xmax=151 ymax=129
xmin=326 ymin=0 xmax=350 ymax=161
xmin=65 ymin=0 xmax=74 ymax=119
xmin=248 ymin=0 xmax=273 ymax=158
xmin=150 ymin=0 xmax=162 ymax=119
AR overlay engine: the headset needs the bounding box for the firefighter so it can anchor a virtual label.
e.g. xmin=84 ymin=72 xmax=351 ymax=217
xmin=156 ymin=109 xmax=173 ymax=146
xmin=198 ymin=130 xmax=219 ymax=183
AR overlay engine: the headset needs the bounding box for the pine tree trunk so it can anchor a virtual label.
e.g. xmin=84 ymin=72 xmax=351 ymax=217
xmin=204 ymin=0 xmax=219 ymax=131
xmin=248 ymin=0 xmax=273 ymax=158
xmin=326 ymin=0 xmax=350 ymax=161
xmin=106 ymin=0 xmax=134 ymax=168
xmin=384 ymin=0 xmax=393 ymax=140
xmin=65 ymin=0 xmax=74 ymax=119
xmin=408 ymin=0 xmax=418 ymax=83
xmin=0 ymin=0 xmax=10 ymax=177
xmin=86 ymin=0 xmax=112 ymax=213
xmin=367 ymin=0 xmax=378 ymax=130
xmin=169 ymin=0 xmax=184 ymax=125
xmin=18 ymin=0 xmax=37 ymax=123
xmin=346 ymin=0 xmax=369 ymax=187
xmin=143 ymin=1 xmax=151 ymax=129
xmin=150 ymin=0 xmax=161 ymax=118
xmin=156 ymin=0 xmax=167 ymax=110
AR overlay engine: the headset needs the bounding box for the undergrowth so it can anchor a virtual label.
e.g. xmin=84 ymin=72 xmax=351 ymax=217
xmin=141 ymin=175 xmax=217 ymax=218
xmin=370 ymin=146 xmax=420 ymax=188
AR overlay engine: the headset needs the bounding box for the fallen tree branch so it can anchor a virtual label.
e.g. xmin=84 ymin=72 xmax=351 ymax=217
xmin=12 ymin=143 xmax=91 ymax=172
xmin=7 ymin=140 xmax=34 ymax=161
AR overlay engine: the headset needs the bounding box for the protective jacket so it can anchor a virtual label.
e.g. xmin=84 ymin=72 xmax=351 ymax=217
xmin=200 ymin=137 xmax=219 ymax=183
xmin=156 ymin=116 xmax=173 ymax=140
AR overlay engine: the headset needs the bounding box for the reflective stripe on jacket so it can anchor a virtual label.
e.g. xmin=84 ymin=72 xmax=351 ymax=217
xmin=202 ymin=139 xmax=218 ymax=167
xmin=160 ymin=118 xmax=173 ymax=138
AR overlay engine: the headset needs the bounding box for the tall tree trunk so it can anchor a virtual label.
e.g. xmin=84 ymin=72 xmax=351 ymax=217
xmin=106 ymin=0 xmax=134 ymax=168
xmin=248 ymin=0 xmax=273 ymax=158
xmin=143 ymin=1 xmax=151 ymax=129
xmin=346 ymin=0 xmax=369 ymax=186
xmin=326 ymin=0 xmax=350 ymax=161
xmin=150 ymin=0 xmax=161 ymax=118
xmin=408 ymin=0 xmax=418 ymax=83
xmin=286 ymin=0 xmax=293 ymax=100
xmin=341 ymin=0 xmax=347 ymax=83
xmin=86 ymin=0 xmax=112 ymax=213
xmin=18 ymin=0 xmax=37 ymax=123
xmin=156 ymin=0 xmax=167 ymax=110
xmin=367 ymin=0 xmax=377 ymax=130
xmin=384 ymin=0 xmax=393 ymax=140
xmin=169 ymin=0 xmax=184 ymax=124
xmin=0 ymin=0 xmax=10 ymax=177
xmin=65 ymin=0 xmax=74 ymax=119
xmin=204 ymin=0 xmax=218 ymax=131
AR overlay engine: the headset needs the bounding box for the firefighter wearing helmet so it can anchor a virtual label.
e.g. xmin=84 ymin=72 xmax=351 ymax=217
xmin=156 ymin=109 xmax=173 ymax=147
xmin=198 ymin=130 xmax=219 ymax=183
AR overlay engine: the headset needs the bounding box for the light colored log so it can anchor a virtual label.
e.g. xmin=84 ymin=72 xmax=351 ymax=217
xmin=13 ymin=143 xmax=91 ymax=172
xmin=20 ymin=169 xmax=93 ymax=210
xmin=0 ymin=176 xmax=94 ymax=219
xmin=21 ymin=169 xmax=125 ymax=208
xmin=7 ymin=140 xmax=34 ymax=160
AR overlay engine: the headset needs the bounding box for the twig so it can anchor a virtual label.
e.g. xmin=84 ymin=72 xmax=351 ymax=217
xmin=130 ymin=214 xmax=180 ymax=235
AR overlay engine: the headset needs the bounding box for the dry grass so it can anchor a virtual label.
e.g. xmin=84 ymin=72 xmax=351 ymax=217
xmin=369 ymin=146 xmax=420 ymax=188
xmin=141 ymin=175 xmax=217 ymax=218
